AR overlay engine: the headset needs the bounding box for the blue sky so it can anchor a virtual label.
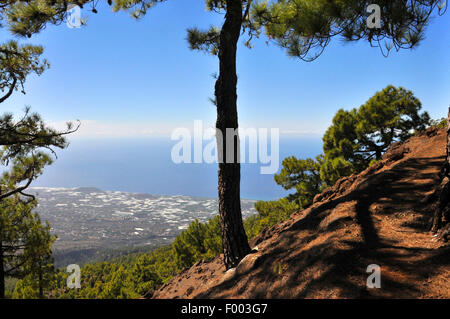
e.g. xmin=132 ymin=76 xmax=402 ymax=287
xmin=1 ymin=1 xmax=449 ymax=138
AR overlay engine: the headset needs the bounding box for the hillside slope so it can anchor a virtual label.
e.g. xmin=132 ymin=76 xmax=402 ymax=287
xmin=152 ymin=127 xmax=449 ymax=299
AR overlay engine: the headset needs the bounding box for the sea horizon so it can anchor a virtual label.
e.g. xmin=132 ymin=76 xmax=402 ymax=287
xmin=31 ymin=136 xmax=324 ymax=201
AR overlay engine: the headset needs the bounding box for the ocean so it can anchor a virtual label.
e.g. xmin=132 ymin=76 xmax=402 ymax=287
xmin=32 ymin=136 xmax=323 ymax=201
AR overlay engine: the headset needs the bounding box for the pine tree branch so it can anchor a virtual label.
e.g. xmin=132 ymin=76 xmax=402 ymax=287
xmin=0 ymin=77 xmax=17 ymax=104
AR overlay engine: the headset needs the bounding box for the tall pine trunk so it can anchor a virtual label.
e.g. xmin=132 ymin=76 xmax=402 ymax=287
xmin=215 ymin=0 xmax=251 ymax=269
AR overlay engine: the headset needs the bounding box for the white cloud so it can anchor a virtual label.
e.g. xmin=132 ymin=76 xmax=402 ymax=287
xmin=48 ymin=120 xmax=325 ymax=138
xmin=49 ymin=120 xmax=177 ymax=138
xmin=279 ymin=129 xmax=324 ymax=136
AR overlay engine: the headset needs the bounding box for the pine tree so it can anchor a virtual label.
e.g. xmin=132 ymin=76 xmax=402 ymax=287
xmin=322 ymin=85 xmax=430 ymax=183
xmin=16 ymin=218 xmax=56 ymax=299
xmin=261 ymin=86 xmax=431 ymax=216
xmin=0 ymin=196 xmax=55 ymax=299
xmin=274 ymin=155 xmax=324 ymax=209
xmin=0 ymin=13 xmax=78 ymax=299
xmin=3 ymin=0 xmax=446 ymax=269
xmin=0 ymin=40 xmax=79 ymax=202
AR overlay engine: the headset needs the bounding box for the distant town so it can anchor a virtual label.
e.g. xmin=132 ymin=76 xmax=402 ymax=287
xmin=30 ymin=187 xmax=257 ymax=253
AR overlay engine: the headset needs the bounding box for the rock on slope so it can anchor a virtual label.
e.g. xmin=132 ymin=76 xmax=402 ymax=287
xmin=152 ymin=127 xmax=449 ymax=299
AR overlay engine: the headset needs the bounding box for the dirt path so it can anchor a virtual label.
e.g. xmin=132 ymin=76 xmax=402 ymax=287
xmin=153 ymin=128 xmax=449 ymax=299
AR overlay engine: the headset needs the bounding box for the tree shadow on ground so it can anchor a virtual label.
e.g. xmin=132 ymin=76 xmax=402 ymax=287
xmin=197 ymin=155 xmax=448 ymax=298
